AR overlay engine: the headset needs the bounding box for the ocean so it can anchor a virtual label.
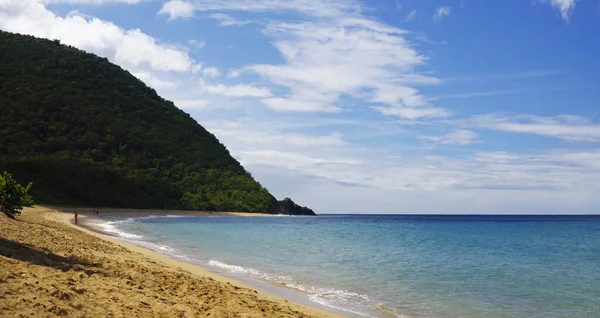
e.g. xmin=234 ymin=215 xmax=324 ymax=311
xmin=97 ymin=214 xmax=600 ymax=317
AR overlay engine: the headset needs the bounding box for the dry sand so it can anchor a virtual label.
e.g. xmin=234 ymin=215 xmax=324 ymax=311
xmin=0 ymin=206 xmax=340 ymax=318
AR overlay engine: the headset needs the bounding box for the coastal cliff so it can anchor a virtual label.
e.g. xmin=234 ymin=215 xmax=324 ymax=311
xmin=277 ymin=198 xmax=316 ymax=216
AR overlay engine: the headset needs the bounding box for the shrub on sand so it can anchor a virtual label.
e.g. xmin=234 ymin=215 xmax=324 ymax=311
xmin=0 ymin=171 xmax=35 ymax=218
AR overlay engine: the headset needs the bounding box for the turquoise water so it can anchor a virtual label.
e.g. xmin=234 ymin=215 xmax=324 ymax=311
xmin=99 ymin=215 xmax=600 ymax=317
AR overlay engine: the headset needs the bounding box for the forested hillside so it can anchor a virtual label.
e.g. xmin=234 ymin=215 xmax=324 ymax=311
xmin=0 ymin=31 xmax=314 ymax=215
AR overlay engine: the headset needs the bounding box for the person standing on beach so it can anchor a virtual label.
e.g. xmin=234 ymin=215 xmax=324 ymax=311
xmin=74 ymin=212 xmax=78 ymax=225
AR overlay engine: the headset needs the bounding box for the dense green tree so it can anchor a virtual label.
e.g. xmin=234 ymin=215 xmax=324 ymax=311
xmin=0 ymin=171 xmax=35 ymax=218
xmin=0 ymin=31 xmax=314 ymax=215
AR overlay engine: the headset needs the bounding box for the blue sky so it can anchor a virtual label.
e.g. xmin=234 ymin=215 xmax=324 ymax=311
xmin=2 ymin=0 xmax=600 ymax=213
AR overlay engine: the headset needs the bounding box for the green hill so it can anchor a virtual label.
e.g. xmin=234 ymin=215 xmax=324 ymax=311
xmin=0 ymin=31 xmax=315 ymax=215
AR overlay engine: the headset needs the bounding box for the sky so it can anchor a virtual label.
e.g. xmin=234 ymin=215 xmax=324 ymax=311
xmin=1 ymin=0 xmax=600 ymax=214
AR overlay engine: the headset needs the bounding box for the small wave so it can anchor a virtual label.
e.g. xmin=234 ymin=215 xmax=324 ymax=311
xmin=207 ymin=260 xmax=372 ymax=317
xmin=208 ymin=260 xmax=296 ymax=284
xmin=97 ymin=219 xmax=193 ymax=262
xmin=97 ymin=215 xmax=191 ymax=239
xmin=128 ymin=240 xmax=187 ymax=259
xmin=98 ymin=220 xmax=143 ymax=239
xmin=141 ymin=214 xmax=188 ymax=219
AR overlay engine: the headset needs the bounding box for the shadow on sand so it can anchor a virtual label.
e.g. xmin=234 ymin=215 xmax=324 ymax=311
xmin=0 ymin=237 xmax=102 ymax=275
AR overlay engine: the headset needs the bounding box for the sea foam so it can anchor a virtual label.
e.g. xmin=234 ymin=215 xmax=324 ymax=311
xmin=207 ymin=259 xmax=373 ymax=317
xmin=96 ymin=217 xmax=192 ymax=262
xmin=98 ymin=219 xmax=143 ymax=239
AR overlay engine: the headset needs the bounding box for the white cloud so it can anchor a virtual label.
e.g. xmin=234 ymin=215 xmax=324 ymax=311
xmin=0 ymin=0 xmax=194 ymax=73
xmin=466 ymin=114 xmax=600 ymax=142
xmin=540 ymin=0 xmax=577 ymax=22
xmin=202 ymin=67 xmax=220 ymax=78
xmin=420 ymin=130 xmax=479 ymax=145
xmin=158 ymin=0 xmax=195 ymax=20
xmin=209 ymin=13 xmax=251 ymax=26
xmin=201 ymin=81 xmax=272 ymax=97
xmin=433 ymin=6 xmax=451 ymax=22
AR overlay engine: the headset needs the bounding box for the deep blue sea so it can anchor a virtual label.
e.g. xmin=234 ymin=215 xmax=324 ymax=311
xmin=98 ymin=214 xmax=600 ymax=317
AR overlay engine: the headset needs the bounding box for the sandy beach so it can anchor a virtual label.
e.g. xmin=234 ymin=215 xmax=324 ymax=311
xmin=0 ymin=206 xmax=339 ymax=317
xmin=51 ymin=206 xmax=278 ymax=217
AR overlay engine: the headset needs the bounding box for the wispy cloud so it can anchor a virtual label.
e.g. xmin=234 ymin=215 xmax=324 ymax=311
xmin=420 ymin=130 xmax=479 ymax=145
xmin=206 ymin=118 xmax=600 ymax=194
xmin=241 ymin=19 xmax=443 ymax=117
xmin=433 ymin=6 xmax=451 ymax=22
xmin=539 ymin=0 xmax=577 ymax=22
xmin=201 ymin=81 xmax=272 ymax=98
xmin=404 ymin=9 xmax=417 ymax=22
xmin=206 ymin=121 xmax=347 ymax=148
xmin=158 ymin=0 xmax=358 ymax=20
xmin=433 ymin=89 xmax=534 ymax=99
xmin=465 ymin=114 xmax=600 ymax=142
xmin=444 ymin=69 xmax=563 ymax=84
xmin=497 ymin=70 xmax=564 ymax=79
xmin=433 ymin=84 xmax=585 ymax=100
xmin=261 ymin=98 xmax=341 ymax=113
xmin=174 ymin=99 xmax=211 ymax=110
xmin=209 ymin=13 xmax=251 ymax=27
xmin=155 ymin=0 xmax=446 ymax=118
xmin=188 ymin=39 xmax=206 ymax=49
xmin=373 ymin=105 xmax=451 ymax=119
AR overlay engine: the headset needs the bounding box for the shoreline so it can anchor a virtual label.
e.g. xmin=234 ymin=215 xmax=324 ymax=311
xmin=51 ymin=206 xmax=279 ymax=217
xmin=46 ymin=207 xmax=351 ymax=317
xmin=1 ymin=206 xmax=341 ymax=318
